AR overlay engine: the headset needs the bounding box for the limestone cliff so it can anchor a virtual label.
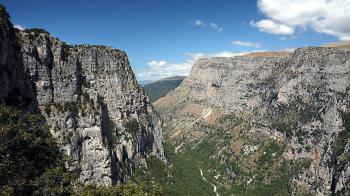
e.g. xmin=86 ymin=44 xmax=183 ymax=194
xmin=155 ymin=49 xmax=350 ymax=195
xmin=0 ymin=6 xmax=164 ymax=186
xmin=0 ymin=5 xmax=36 ymax=111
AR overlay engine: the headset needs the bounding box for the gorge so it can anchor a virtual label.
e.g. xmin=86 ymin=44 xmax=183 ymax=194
xmin=1 ymin=2 xmax=350 ymax=196
xmin=153 ymin=48 xmax=350 ymax=195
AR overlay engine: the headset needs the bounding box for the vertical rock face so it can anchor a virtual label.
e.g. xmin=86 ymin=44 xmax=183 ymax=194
xmin=155 ymin=56 xmax=284 ymax=125
xmin=155 ymin=49 xmax=350 ymax=195
xmin=0 ymin=6 xmax=164 ymax=186
xmin=0 ymin=5 xmax=36 ymax=111
xmin=18 ymin=33 xmax=165 ymax=185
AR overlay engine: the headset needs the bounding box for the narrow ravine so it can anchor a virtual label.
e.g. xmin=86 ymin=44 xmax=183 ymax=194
xmin=199 ymin=168 xmax=219 ymax=196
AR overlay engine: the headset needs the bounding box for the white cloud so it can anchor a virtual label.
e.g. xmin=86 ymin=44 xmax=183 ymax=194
xmin=212 ymin=51 xmax=254 ymax=57
xmin=193 ymin=19 xmax=223 ymax=32
xmin=250 ymin=20 xmax=294 ymax=35
xmin=137 ymin=51 xmax=261 ymax=80
xmin=148 ymin=60 xmax=167 ymax=66
xmin=13 ymin=24 xmax=25 ymax=30
xmin=252 ymin=0 xmax=350 ymax=40
xmin=282 ymin=48 xmax=296 ymax=52
xmin=137 ymin=60 xmax=193 ymax=81
xmin=232 ymin=40 xmax=262 ymax=48
xmin=194 ymin=19 xmax=206 ymax=27
xmin=209 ymin=23 xmax=223 ymax=32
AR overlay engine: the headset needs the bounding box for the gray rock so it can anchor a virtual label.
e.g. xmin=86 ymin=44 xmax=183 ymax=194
xmin=0 ymin=6 xmax=165 ymax=186
xmin=0 ymin=6 xmax=36 ymax=111
xmin=18 ymin=33 xmax=165 ymax=185
xmin=155 ymin=48 xmax=350 ymax=194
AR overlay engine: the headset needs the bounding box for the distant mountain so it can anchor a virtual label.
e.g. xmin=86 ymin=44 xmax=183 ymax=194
xmin=139 ymin=80 xmax=155 ymax=85
xmin=144 ymin=76 xmax=186 ymax=102
xmin=321 ymin=40 xmax=350 ymax=48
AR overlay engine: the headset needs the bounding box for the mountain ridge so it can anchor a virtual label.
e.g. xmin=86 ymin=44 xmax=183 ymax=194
xmin=144 ymin=76 xmax=186 ymax=102
xmin=154 ymin=46 xmax=350 ymax=195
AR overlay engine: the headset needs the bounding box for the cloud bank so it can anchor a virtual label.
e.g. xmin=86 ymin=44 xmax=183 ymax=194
xmin=251 ymin=0 xmax=350 ymax=40
xmin=232 ymin=40 xmax=262 ymax=48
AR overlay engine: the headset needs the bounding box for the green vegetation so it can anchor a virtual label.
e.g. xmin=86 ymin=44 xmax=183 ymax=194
xmin=53 ymin=101 xmax=78 ymax=113
xmin=52 ymin=92 xmax=94 ymax=116
xmin=249 ymin=159 xmax=311 ymax=196
xmin=332 ymin=112 xmax=350 ymax=157
xmin=126 ymin=118 xmax=139 ymax=135
xmin=61 ymin=43 xmax=71 ymax=61
xmin=24 ymin=28 xmax=50 ymax=35
xmin=32 ymin=167 xmax=77 ymax=195
xmin=257 ymin=141 xmax=284 ymax=167
xmin=0 ymin=105 xmax=75 ymax=195
xmin=0 ymin=104 xmax=166 ymax=195
xmin=71 ymin=44 xmax=112 ymax=49
xmin=133 ymin=111 xmax=313 ymax=196
xmin=270 ymin=103 xmax=299 ymax=137
xmin=133 ymin=142 xmax=214 ymax=195
xmin=141 ymin=114 xmax=153 ymax=125
xmin=23 ymin=28 xmax=50 ymax=41
xmin=133 ymin=136 xmax=311 ymax=196
xmin=109 ymin=120 xmax=122 ymax=144
xmin=75 ymin=181 xmax=164 ymax=196
xmin=144 ymin=77 xmax=185 ymax=102
xmin=270 ymin=101 xmax=320 ymax=140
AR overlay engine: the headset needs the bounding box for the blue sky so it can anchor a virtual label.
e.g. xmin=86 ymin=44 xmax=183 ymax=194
xmin=2 ymin=0 xmax=348 ymax=81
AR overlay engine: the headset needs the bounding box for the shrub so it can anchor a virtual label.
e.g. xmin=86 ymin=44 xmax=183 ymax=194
xmin=0 ymin=105 xmax=75 ymax=195
xmin=126 ymin=118 xmax=139 ymax=135
xmin=332 ymin=112 xmax=350 ymax=157
xmin=33 ymin=167 xmax=77 ymax=195
xmin=257 ymin=141 xmax=284 ymax=167
xmin=24 ymin=28 xmax=50 ymax=35
xmin=75 ymin=181 xmax=164 ymax=196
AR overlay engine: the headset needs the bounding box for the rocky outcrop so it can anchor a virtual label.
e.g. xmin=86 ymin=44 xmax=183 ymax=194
xmin=0 ymin=5 xmax=36 ymax=111
xmin=155 ymin=56 xmax=284 ymax=125
xmin=0 ymin=6 xmax=164 ymax=186
xmin=155 ymin=48 xmax=350 ymax=195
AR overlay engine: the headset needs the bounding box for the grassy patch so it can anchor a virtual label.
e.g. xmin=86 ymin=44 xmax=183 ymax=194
xmin=133 ymin=141 xmax=214 ymax=195
xmin=256 ymin=141 xmax=284 ymax=168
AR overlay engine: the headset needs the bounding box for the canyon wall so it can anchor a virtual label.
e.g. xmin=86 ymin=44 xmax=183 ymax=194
xmin=155 ymin=48 xmax=350 ymax=195
xmin=0 ymin=6 xmax=165 ymax=186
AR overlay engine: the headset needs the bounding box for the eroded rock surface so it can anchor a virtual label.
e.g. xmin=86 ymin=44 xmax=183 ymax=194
xmin=0 ymin=6 xmax=164 ymax=186
xmin=0 ymin=5 xmax=36 ymax=111
xmin=155 ymin=48 xmax=350 ymax=195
